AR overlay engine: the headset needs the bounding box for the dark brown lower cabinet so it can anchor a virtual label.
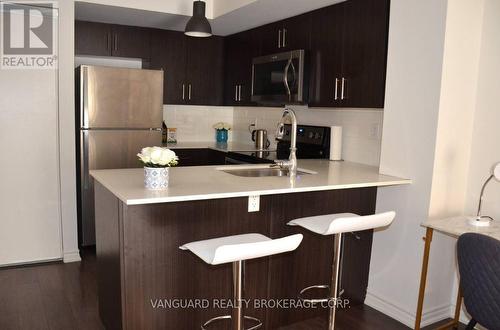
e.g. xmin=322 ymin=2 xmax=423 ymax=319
xmin=173 ymin=148 xmax=226 ymax=166
xmin=95 ymin=183 xmax=376 ymax=329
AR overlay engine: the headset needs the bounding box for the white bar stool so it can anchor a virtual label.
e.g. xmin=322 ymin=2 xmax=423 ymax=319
xmin=180 ymin=233 xmax=303 ymax=330
xmin=287 ymin=211 xmax=395 ymax=330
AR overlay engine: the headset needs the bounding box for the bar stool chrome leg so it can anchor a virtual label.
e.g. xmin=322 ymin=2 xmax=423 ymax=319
xmin=201 ymin=260 xmax=262 ymax=330
xmin=296 ymin=234 xmax=343 ymax=329
xmin=233 ymin=260 xmax=244 ymax=330
xmin=329 ymin=233 xmax=343 ymax=330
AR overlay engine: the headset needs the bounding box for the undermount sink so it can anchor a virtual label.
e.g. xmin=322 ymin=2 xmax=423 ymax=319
xmin=219 ymin=166 xmax=316 ymax=177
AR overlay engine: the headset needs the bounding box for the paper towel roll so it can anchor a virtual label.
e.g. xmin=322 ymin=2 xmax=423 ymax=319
xmin=330 ymin=126 xmax=343 ymax=161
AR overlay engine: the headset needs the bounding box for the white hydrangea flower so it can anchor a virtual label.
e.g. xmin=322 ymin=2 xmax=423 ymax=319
xmin=137 ymin=147 xmax=178 ymax=167
xmin=212 ymin=122 xmax=232 ymax=130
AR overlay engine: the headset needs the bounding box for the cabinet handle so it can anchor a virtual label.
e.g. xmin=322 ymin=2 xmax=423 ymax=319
xmin=113 ymin=33 xmax=118 ymax=51
xmin=341 ymin=77 xmax=346 ymax=100
xmin=334 ymin=78 xmax=339 ymax=101
xmin=351 ymin=232 xmax=361 ymax=240
xmin=282 ymin=28 xmax=287 ymax=48
xmin=238 ymin=85 xmax=242 ymax=101
xmin=188 ymin=84 xmax=192 ymax=100
xmin=278 ymin=30 xmax=281 ymax=49
xmin=182 ymin=84 xmax=185 ymax=100
xmin=106 ymin=33 xmax=111 ymax=51
xmin=235 ymin=85 xmax=238 ymax=101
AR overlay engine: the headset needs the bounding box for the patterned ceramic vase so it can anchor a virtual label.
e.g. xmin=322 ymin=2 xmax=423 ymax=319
xmin=144 ymin=167 xmax=169 ymax=190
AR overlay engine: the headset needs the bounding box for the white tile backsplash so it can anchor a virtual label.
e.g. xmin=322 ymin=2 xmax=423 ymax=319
xmin=163 ymin=105 xmax=234 ymax=142
xmin=163 ymin=104 xmax=384 ymax=167
xmin=233 ymin=106 xmax=384 ymax=166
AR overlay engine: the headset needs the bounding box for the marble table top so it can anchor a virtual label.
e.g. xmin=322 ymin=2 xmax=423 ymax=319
xmin=422 ymin=216 xmax=500 ymax=241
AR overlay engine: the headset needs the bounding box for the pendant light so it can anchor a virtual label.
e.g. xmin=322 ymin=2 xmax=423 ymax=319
xmin=185 ymin=0 xmax=212 ymax=37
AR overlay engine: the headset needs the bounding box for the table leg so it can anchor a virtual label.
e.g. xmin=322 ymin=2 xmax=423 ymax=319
xmin=415 ymin=228 xmax=433 ymax=330
xmin=433 ymin=286 xmax=462 ymax=330
xmin=452 ymin=284 xmax=462 ymax=328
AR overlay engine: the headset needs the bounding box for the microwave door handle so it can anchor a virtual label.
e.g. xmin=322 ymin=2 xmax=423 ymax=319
xmin=289 ymin=59 xmax=297 ymax=91
xmin=283 ymin=57 xmax=292 ymax=101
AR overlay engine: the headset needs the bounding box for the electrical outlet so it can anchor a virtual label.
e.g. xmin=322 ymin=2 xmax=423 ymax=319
xmin=248 ymin=195 xmax=260 ymax=212
xmin=370 ymin=124 xmax=381 ymax=139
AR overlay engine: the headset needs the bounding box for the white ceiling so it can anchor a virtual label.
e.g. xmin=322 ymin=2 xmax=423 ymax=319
xmin=75 ymin=0 xmax=345 ymax=36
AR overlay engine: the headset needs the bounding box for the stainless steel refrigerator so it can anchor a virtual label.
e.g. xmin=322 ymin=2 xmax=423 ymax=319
xmin=76 ymin=65 xmax=164 ymax=246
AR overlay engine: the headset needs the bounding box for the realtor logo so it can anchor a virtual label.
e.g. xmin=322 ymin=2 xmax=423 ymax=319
xmin=1 ymin=1 xmax=57 ymax=69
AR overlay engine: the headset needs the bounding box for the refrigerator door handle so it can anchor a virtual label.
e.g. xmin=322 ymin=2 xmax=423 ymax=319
xmin=81 ymin=127 xmax=162 ymax=131
xmin=82 ymin=130 xmax=90 ymax=189
xmin=81 ymin=66 xmax=90 ymax=128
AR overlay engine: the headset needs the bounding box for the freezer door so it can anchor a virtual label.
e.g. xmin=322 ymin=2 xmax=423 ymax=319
xmin=80 ymin=65 xmax=163 ymax=129
xmin=79 ymin=129 xmax=162 ymax=246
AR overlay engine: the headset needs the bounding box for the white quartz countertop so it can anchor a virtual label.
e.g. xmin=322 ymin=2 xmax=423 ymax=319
xmin=162 ymin=141 xmax=276 ymax=152
xmin=90 ymin=160 xmax=411 ymax=206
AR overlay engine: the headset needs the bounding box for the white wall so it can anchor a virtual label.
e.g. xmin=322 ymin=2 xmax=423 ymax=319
xmin=212 ymin=0 xmax=258 ymax=17
xmin=428 ymin=0 xmax=483 ymax=222
xmin=464 ymin=0 xmax=500 ymax=222
xmin=428 ymin=0 xmax=484 ymax=322
xmin=58 ymin=0 xmax=81 ymax=263
xmin=0 ymin=6 xmax=63 ymax=265
xmin=366 ymin=0 xmax=449 ymax=327
xmin=80 ymin=0 xmax=214 ymax=18
xmin=456 ymin=3 xmax=500 ymax=316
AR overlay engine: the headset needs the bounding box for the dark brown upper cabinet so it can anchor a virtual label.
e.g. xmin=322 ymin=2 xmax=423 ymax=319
xmin=258 ymin=13 xmax=311 ymax=56
xmin=280 ymin=13 xmax=312 ymax=51
xmin=75 ymin=21 xmax=112 ymax=57
xmin=308 ymin=4 xmax=346 ymax=107
xmin=223 ymin=29 xmax=261 ymax=106
xmin=258 ymin=21 xmax=284 ymax=55
xmin=111 ymin=25 xmax=151 ymax=60
xmin=150 ymin=29 xmax=224 ymax=106
xmin=150 ymin=30 xmax=187 ymax=105
xmin=185 ymin=36 xmax=224 ymax=106
xmin=75 ymin=21 xmax=151 ymax=60
xmin=340 ymin=0 xmax=390 ymax=108
xmin=309 ymin=0 xmax=390 ymax=108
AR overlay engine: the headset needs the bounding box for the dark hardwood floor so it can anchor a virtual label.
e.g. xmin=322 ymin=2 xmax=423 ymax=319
xmin=0 ymin=250 xmax=461 ymax=330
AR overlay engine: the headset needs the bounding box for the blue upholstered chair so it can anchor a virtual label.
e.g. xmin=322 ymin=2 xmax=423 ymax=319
xmin=457 ymin=233 xmax=500 ymax=330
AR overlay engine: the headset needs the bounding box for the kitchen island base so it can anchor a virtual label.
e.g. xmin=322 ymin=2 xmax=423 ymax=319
xmin=95 ymin=182 xmax=377 ymax=330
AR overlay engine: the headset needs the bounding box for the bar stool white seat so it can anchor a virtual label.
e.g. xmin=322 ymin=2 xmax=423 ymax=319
xmin=287 ymin=211 xmax=396 ymax=330
xmin=180 ymin=233 xmax=303 ymax=330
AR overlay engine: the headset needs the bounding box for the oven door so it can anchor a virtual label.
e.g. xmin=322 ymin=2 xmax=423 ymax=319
xmin=251 ymin=50 xmax=306 ymax=104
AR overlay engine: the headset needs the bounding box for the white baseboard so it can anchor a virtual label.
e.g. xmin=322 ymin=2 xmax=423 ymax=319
xmin=63 ymin=250 xmax=81 ymax=263
xmin=365 ymin=291 xmax=452 ymax=328
xmin=450 ymin=303 xmax=472 ymax=325
xmin=423 ymin=303 xmax=456 ymax=327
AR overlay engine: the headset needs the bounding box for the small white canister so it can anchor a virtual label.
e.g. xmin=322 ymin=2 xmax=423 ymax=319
xmin=144 ymin=167 xmax=170 ymax=190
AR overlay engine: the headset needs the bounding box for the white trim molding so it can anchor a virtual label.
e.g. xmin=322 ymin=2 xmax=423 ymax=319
xmin=365 ymin=291 xmax=453 ymax=328
xmin=63 ymin=251 xmax=81 ymax=263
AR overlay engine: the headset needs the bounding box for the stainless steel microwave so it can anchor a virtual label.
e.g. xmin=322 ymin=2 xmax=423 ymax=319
xmin=251 ymin=49 xmax=307 ymax=104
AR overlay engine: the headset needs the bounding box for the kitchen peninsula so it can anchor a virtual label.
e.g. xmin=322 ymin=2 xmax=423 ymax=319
xmin=91 ymin=160 xmax=410 ymax=329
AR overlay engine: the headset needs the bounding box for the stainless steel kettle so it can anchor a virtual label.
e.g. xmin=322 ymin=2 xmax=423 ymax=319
xmin=251 ymin=129 xmax=270 ymax=150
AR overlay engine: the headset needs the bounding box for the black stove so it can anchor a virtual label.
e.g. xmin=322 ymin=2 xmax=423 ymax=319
xmin=225 ymin=151 xmax=278 ymax=164
xmin=225 ymin=125 xmax=331 ymax=164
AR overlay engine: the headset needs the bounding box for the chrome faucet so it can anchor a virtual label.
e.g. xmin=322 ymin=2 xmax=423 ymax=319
xmin=275 ymin=107 xmax=298 ymax=176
